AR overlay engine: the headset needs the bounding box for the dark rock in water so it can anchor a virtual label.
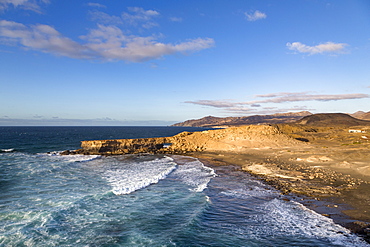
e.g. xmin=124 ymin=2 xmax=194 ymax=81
xmin=60 ymin=150 xmax=71 ymax=155
xmin=60 ymin=149 xmax=92 ymax=155
xmin=345 ymin=221 xmax=370 ymax=242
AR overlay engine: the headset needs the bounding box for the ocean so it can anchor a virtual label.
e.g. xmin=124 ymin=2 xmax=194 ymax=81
xmin=0 ymin=126 xmax=368 ymax=246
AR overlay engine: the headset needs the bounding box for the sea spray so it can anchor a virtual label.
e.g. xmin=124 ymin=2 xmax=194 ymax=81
xmin=171 ymin=158 xmax=217 ymax=192
xmin=103 ymin=156 xmax=177 ymax=195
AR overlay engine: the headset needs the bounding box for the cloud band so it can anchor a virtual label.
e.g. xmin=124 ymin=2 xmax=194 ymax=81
xmin=0 ymin=20 xmax=215 ymax=62
xmin=287 ymin=42 xmax=348 ymax=55
xmin=185 ymin=92 xmax=369 ymax=114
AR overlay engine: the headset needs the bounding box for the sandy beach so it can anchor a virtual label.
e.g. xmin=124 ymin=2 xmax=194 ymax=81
xmin=191 ymin=140 xmax=370 ymax=241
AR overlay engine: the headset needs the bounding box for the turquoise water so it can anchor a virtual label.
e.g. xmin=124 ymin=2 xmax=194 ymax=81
xmin=0 ymin=127 xmax=369 ymax=246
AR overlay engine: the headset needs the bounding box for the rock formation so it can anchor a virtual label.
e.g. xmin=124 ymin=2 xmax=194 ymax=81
xmin=68 ymin=125 xmax=303 ymax=155
xmin=62 ymin=113 xmax=370 ymax=156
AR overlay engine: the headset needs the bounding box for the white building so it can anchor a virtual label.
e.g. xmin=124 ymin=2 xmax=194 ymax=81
xmin=349 ymin=129 xmax=366 ymax=133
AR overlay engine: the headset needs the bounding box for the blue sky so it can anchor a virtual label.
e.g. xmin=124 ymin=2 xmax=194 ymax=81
xmin=0 ymin=0 xmax=369 ymax=126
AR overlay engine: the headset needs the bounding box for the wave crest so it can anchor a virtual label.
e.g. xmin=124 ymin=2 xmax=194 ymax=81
xmin=172 ymin=159 xmax=217 ymax=192
xmin=104 ymin=156 xmax=177 ymax=195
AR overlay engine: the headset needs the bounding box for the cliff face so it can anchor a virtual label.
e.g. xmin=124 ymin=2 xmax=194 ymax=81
xmin=80 ymin=137 xmax=170 ymax=155
xmin=72 ymin=125 xmax=303 ymax=155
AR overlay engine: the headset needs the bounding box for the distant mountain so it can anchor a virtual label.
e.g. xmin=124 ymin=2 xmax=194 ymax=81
xmin=351 ymin=111 xmax=370 ymax=120
xmin=296 ymin=113 xmax=370 ymax=126
xmin=172 ymin=111 xmax=312 ymax=127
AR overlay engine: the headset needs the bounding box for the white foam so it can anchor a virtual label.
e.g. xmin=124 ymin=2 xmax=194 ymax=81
xmin=104 ymin=156 xmax=177 ymax=195
xmin=221 ymin=186 xmax=277 ymax=200
xmin=220 ymin=184 xmax=369 ymax=245
xmin=172 ymin=159 xmax=217 ymax=192
xmin=1 ymin=148 xmax=14 ymax=152
xmin=250 ymin=198 xmax=369 ymax=246
xmin=58 ymin=154 xmax=100 ymax=163
xmin=43 ymin=152 xmax=101 ymax=163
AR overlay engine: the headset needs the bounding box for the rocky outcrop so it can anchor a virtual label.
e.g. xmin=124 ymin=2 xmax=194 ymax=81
xmin=67 ymin=125 xmax=304 ymax=155
xmin=80 ymin=137 xmax=170 ymax=155
xmin=65 ymin=132 xmax=202 ymax=155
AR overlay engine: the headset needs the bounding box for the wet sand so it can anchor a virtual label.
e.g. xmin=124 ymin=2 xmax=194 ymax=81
xmin=190 ymin=143 xmax=370 ymax=241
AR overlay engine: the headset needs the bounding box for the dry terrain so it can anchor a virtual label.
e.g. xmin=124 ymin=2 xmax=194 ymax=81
xmin=189 ymin=115 xmax=370 ymax=239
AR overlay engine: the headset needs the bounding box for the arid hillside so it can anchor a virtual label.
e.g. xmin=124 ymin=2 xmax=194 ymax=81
xmin=351 ymin=111 xmax=370 ymax=120
xmin=295 ymin=113 xmax=370 ymax=127
xmin=173 ymin=111 xmax=370 ymax=128
xmin=172 ymin=111 xmax=312 ymax=127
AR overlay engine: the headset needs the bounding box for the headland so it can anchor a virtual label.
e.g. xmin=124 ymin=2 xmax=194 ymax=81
xmin=65 ymin=112 xmax=370 ymax=241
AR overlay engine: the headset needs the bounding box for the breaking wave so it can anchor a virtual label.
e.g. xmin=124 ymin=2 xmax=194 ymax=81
xmin=220 ymin=188 xmax=369 ymax=246
xmin=101 ymin=156 xmax=217 ymax=195
xmin=171 ymin=158 xmax=217 ymax=192
xmin=103 ymin=156 xmax=177 ymax=195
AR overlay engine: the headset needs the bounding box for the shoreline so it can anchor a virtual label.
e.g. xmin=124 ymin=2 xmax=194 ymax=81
xmin=190 ymin=149 xmax=370 ymax=243
xmin=71 ymin=123 xmax=370 ymax=242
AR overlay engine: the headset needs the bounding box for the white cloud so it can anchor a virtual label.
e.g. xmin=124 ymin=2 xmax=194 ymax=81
xmin=227 ymin=106 xmax=311 ymax=115
xmin=0 ymin=20 xmax=89 ymax=58
xmin=245 ymin=10 xmax=267 ymax=21
xmin=122 ymin=7 xmax=160 ymax=29
xmin=169 ymin=17 xmax=183 ymax=22
xmin=82 ymin=24 xmax=214 ymax=62
xmin=0 ymin=20 xmax=215 ymax=62
xmin=88 ymin=7 xmax=161 ymax=29
xmin=184 ymin=100 xmax=241 ymax=108
xmin=185 ymin=99 xmax=254 ymax=114
xmin=89 ymin=10 xmax=123 ymax=25
xmin=286 ymin=42 xmax=348 ymax=55
xmin=0 ymin=0 xmax=49 ymax=12
xmin=184 ymin=99 xmax=312 ymax=115
xmin=185 ymin=92 xmax=369 ymax=115
xmin=249 ymin=92 xmax=369 ymax=104
xmin=174 ymin=38 xmax=215 ymax=52
xmin=256 ymin=92 xmax=310 ymax=98
xmin=87 ymin=2 xmax=106 ymax=8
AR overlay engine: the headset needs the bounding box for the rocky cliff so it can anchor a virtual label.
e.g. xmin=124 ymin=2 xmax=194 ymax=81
xmin=68 ymin=125 xmax=303 ymax=155
xmin=79 ymin=137 xmax=170 ymax=155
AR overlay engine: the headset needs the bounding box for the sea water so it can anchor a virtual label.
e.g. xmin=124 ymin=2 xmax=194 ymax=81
xmin=0 ymin=127 xmax=369 ymax=246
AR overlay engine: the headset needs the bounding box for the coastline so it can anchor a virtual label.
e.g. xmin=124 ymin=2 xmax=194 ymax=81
xmin=70 ymin=123 xmax=370 ymax=242
xmin=190 ymin=148 xmax=370 ymax=242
